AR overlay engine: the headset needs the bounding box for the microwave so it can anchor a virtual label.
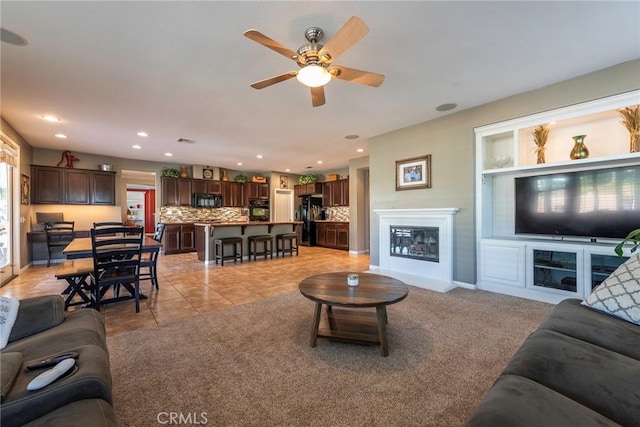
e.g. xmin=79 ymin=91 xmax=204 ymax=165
xmin=192 ymin=193 xmax=222 ymax=208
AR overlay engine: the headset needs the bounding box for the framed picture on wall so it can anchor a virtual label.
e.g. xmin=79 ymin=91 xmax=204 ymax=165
xmin=280 ymin=175 xmax=288 ymax=189
xmin=21 ymin=174 xmax=30 ymax=205
xmin=395 ymin=155 xmax=431 ymax=190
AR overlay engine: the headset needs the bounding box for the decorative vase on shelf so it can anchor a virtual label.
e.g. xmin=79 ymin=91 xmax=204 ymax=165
xmin=618 ymin=105 xmax=640 ymax=153
xmin=569 ymin=135 xmax=589 ymax=160
xmin=630 ymin=131 xmax=640 ymax=153
xmin=180 ymin=166 xmax=188 ymax=179
xmin=532 ymin=124 xmax=550 ymax=164
xmin=220 ymin=169 xmax=229 ymax=181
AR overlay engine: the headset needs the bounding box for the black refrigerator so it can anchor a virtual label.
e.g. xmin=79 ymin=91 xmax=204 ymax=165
xmin=299 ymin=196 xmax=323 ymax=246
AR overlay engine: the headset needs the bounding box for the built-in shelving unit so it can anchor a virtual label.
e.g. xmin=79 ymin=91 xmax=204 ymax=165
xmin=475 ymin=90 xmax=639 ymax=303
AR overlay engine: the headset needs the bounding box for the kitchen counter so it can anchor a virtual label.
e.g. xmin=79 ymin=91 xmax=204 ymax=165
xmin=194 ymin=221 xmax=302 ymax=262
xmin=193 ymin=221 xmax=302 ymax=235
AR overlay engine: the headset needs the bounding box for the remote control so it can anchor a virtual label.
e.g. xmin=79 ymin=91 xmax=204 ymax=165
xmin=25 ymin=352 xmax=79 ymax=371
xmin=27 ymin=358 xmax=76 ymax=391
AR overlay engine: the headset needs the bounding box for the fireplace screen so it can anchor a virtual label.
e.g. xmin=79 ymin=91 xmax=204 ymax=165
xmin=390 ymin=226 xmax=439 ymax=262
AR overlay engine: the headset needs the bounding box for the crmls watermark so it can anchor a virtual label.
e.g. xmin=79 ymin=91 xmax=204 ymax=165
xmin=157 ymin=412 xmax=208 ymax=425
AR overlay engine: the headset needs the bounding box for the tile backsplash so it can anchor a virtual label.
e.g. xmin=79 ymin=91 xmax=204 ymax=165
xmin=160 ymin=206 xmax=242 ymax=223
xmin=325 ymin=206 xmax=350 ymax=222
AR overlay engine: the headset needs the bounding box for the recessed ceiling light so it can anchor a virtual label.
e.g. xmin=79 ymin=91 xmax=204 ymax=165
xmin=137 ymin=132 xmax=148 ymax=137
xmin=285 ymin=169 xmax=290 ymax=172
xmin=42 ymin=115 xmax=61 ymax=123
xmin=164 ymin=152 xmax=173 ymax=157
xmin=357 ymin=148 xmax=364 ymax=153
xmin=237 ymin=162 xmax=243 ymax=166
xmin=435 ymin=103 xmax=457 ymax=112
xmin=257 ymin=154 xmax=263 ymax=159
xmin=317 ymin=160 xmax=323 ymax=164
xmin=54 ymin=133 xmax=67 ymax=139
xmin=132 ymin=145 xmax=142 ymax=149
xmin=345 ymin=134 xmax=359 ymax=140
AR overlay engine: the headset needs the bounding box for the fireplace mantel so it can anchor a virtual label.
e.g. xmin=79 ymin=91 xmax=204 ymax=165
xmin=370 ymin=208 xmax=459 ymax=292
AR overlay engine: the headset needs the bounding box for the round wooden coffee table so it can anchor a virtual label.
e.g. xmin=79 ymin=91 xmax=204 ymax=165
xmin=299 ymin=272 xmax=409 ymax=357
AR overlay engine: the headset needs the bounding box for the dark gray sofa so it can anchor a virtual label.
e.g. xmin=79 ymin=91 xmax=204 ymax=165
xmin=465 ymin=298 xmax=640 ymax=426
xmin=1 ymin=295 xmax=116 ymax=427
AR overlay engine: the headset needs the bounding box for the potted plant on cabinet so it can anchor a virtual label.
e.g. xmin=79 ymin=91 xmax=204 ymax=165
xmin=298 ymin=173 xmax=316 ymax=185
xmin=161 ymin=168 xmax=180 ymax=178
xmin=234 ymin=174 xmax=249 ymax=183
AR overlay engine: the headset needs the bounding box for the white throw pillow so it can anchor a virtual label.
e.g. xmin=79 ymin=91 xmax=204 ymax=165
xmin=582 ymin=253 xmax=640 ymax=325
xmin=0 ymin=296 xmax=20 ymax=349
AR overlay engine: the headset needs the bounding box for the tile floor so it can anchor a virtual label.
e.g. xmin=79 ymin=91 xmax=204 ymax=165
xmin=1 ymin=247 xmax=370 ymax=337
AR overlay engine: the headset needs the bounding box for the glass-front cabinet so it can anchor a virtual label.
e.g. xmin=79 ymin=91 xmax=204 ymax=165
xmin=532 ymin=249 xmax=578 ymax=293
xmin=527 ymin=246 xmax=583 ymax=297
xmin=588 ymin=253 xmax=629 ymax=292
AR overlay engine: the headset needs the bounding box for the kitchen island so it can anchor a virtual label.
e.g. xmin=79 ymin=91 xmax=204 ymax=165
xmin=193 ymin=221 xmax=302 ymax=262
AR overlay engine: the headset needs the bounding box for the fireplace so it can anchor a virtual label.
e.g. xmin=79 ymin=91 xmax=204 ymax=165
xmin=371 ymin=208 xmax=459 ymax=292
xmin=390 ymin=226 xmax=439 ymax=262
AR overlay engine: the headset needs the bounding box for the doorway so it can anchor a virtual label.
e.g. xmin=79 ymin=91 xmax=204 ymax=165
xmin=0 ymin=132 xmax=19 ymax=286
xmin=121 ymin=170 xmax=156 ymax=234
xmin=274 ymin=189 xmax=294 ymax=222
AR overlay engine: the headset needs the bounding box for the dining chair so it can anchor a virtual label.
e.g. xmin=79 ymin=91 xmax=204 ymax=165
xmin=93 ymin=221 xmax=125 ymax=228
xmin=139 ymin=223 xmax=165 ymax=289
xmin=90 ymin=226 xmax=144 ymax=312
xmin=45 ymin=221 xmax=75 ymax=267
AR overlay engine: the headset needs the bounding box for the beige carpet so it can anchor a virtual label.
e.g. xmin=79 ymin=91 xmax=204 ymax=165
xmin=107 ymin=286 xmax=552 ymax=426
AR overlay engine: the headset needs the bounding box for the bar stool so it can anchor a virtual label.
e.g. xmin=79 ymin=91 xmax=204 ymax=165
xmin=214 ymin=237 xmax=243 ymax=265
xmin=248 ymin=235 xmax=273 ymax=261
xmin=276 ymin=233 xmax=299 ymax=257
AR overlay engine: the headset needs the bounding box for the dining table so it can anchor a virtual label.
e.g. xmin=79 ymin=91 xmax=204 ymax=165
xmin=63 ymin=236 xmax=162 ymax=259
xmin=60 ymin=236 xmax=162 ymax=308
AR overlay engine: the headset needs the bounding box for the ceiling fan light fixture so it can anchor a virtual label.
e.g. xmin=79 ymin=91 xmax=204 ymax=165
xmin=296 ymin=65 xmax=331 ymax=87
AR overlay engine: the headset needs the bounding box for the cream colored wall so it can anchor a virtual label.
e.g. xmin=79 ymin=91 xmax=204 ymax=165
xmin=28 ymin=205 xmax=123 ymax=230
xmin=348 ymin=156 xmax=369 ymax=254
xmin=369 ymin=59 xmax=640 ymax=284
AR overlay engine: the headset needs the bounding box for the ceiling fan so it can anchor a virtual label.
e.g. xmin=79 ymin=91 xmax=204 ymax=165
xmin=244 ymin=16 xmax=385 ymax=107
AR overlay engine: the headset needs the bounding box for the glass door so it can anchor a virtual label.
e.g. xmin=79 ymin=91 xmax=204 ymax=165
xmin=0 ymin=163 xmax=15 ymax=285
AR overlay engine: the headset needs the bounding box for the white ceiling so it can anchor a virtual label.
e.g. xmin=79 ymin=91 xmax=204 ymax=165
xmin=2 ymin=1 xmax=639 ymax=175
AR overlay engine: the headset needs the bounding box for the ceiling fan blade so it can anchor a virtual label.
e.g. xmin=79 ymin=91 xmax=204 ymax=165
xmin=319 ymin=16 xmax=369 ymax=63
xmin=311 ymin=86 xmax=325 ymax=107
xmin=329 ymin=65 xmax=385 ymax=87
xmin=243 ymin=29 xmax=298 ymax=60
xmin=250 ymin=71 xmax=297 ymax=89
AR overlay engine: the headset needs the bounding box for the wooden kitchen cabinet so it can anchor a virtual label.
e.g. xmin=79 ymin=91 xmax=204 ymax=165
xmin=222 ymin=181 xmax=243 ymax=207
xmin=322 ymin=179 xmax=349 ymax=207
xmin=325 ymin=225 xmax=337 ymax=247
xmin=316 ymin=223 xmax=326 ymax=246
xmin=32 ymin=166 xmax=64 ymax=204
xmin=162 ymin=177 xmax=192 ymax=206
xmin=163 ymin=223 xmax=196 ymax=254
xmin=30 ymin=165 xmax=116 ymax=205
xmin=294 ymin=182 xmax=323 ymax=196
xmin=192 ymin=179 xmax=222 ymax=195
xmin=91 ymin=171 xmax=116 ymax=204
xmin=244 ymin=182 xmax=269 ymax=205
xmin=65 ymin=169 xmax=91 ymax=204
xmin=315 ymin=221 xmax=349 ymax=250
xmin=336 ymin=223 xmax=349 ymax=250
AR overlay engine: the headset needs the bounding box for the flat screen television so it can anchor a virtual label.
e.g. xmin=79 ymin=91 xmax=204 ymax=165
xmin=515 ymin=165 xmax=640 ymax=239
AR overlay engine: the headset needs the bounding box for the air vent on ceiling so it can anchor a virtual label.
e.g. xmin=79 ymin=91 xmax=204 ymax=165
xmin=177 ymin=138 xmax=196 ymax=144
